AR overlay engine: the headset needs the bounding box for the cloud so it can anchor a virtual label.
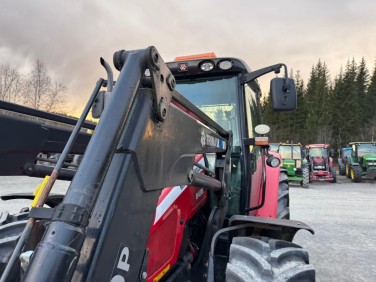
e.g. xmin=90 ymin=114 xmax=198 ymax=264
xmin=1 ymin=0 xmax=376 ymax=113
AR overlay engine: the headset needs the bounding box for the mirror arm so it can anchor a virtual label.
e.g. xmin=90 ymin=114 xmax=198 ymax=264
xmin=240 ymin=63 xmax=288 ymax=84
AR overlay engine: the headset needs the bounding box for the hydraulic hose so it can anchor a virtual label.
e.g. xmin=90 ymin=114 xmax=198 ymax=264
xmin=100 ymin=57 xmax=113 ymax=91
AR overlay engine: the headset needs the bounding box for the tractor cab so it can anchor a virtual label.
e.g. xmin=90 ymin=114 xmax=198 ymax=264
xmin=167 ymin=53 xmax=297 ymax=215
xmin=306 ymin=144 xmax=336 ymax=183
xmin=346 ymin=142 xmax=376 ymax=182
xmin=277 ymin=143 xmax=309 ymax=188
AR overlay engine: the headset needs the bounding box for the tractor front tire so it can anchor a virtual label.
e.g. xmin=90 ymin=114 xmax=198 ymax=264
xmin=0 ymin=220 xmax=27 ymax=281
xmin=345 ymin=163 xmax=351 ymax=178
xmin=277 ymin=172 xmax=289 ymax=219
xmin=329 ymin=167 xmax=337 ymax=183
xmin=302 ymin=166 xmax=309 ymax=188
xmin=226 ymin=237 xmax=315 ymax=282
xmin=350 ymin=166 xmax=362 ymax=183
xmin=339 ymin=163 xmax=346 ymax=176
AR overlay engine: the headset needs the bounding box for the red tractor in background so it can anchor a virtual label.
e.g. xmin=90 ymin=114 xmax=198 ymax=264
xmin=0 ymin=47 xmax=315 ymax=281
xmin=306 ymin=144 xmax=336 ymax=183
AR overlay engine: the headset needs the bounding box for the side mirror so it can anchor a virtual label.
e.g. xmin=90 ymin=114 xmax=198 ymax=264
xmin=270 ymin=77 xmax=297 ymax=111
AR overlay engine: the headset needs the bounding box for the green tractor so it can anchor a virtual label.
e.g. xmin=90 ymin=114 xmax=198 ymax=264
xmin=346 ymin=142 xmax=376 ymax=182
xmin=278 ymin=143 xmax=309 ymax=188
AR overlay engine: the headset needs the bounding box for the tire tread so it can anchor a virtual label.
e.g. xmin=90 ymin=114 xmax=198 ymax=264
xmin=226 ymin=237 xmax=315 ymax=282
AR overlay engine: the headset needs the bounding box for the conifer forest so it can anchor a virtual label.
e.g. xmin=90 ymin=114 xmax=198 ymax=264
xmin=262 ymin=58 xmax=376 ymax=154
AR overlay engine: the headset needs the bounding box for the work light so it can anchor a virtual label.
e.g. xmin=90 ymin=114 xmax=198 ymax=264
xmin=218 ymin=60 xmax=233 ymax=70
xmin=267 ymin=156 xmax=280 ymax=167
xmin=200 ymin=61 xmax=215 ymax=71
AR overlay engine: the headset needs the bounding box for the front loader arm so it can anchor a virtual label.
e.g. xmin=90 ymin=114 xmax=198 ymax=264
xmin=22 ymin=47 xmax=230 ymax=282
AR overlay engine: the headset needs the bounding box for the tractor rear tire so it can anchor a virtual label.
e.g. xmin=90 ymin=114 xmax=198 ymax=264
xmin=277 ymin=172 xmax=289 ymax=220
xmin=329 ymin=167 xmax=337 ymax=183
xmin=339 ymin=163 xmax=346 ymax=176
xmin=226 ymin=237 xmax=315 ymax=282
xmin=0 ymin=220 xmax=27 ymax=281
xmin=350 ymin=166 xmax=362 ymax=183
xmin=302 ymin=166 xmax=309 ymax=188
xmin=0 ymin=212 xmax=47 ymax=280
xmin=345 ymin=163 xmax=351 ymax=178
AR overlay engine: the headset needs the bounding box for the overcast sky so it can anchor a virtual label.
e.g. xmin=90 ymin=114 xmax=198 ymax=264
xmin=1 ymin=0 xmax=376 ymax=115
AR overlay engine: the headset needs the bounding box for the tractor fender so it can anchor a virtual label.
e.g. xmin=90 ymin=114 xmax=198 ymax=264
xmin=254 ymin=151 xmax=281 ymax=218
xmin=329 ymin=157 xmax=334 ymax=167
xmin=228 ymin=215 xmax=314 ymax=242
xmin=350 ymin=162 xmax=361 ymax=167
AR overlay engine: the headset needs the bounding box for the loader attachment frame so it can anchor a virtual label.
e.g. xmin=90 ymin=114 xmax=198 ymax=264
xmin=18 ymin=47 xmax=231 ymax=282
xmin=0 ymin=100 xmax=94 ymax=177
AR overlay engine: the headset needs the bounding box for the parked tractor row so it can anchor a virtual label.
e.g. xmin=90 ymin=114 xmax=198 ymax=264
xmin=270 ymin=143 xmax=336 ymax=188
xmin=338 ymin=142 xmax=376 ymax=182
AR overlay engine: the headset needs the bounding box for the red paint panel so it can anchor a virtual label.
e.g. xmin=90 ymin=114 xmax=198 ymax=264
xmin=147 ymin=208 xmax=179 ymax=275
xmin=256 ymin=163 xmax=280 ymax=218
xmin=146 ymin=155 xmax=207 ymax=281
xmin=248 ymin=155 xmax=263 ymax=216
xmin=146 ymin=186 xmax=207 ymax=281
xmin=248 ymin=152 xmax=281 ymax=218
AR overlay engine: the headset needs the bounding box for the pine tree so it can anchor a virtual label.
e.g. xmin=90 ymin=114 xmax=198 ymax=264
xmin=356 ymin=58 xmax=370 ymax=139
xmin=329 ymin=70 xmax=345 ymax=149
xmin=342 ymin=59 xmax=361 ymax=142
xmin=293 ymin=71 xmax=307 ymax=143
xmin=304 ymin=60 xmax=331 ymax=144
xmin=366 ymin=60 xmax=376 ymax=141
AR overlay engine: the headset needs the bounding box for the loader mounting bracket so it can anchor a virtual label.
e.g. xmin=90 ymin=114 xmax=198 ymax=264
xmin=113 ymin=46 xmax=176 ymax=122
xmin=28 ymin=204 xmax=89 ymax=226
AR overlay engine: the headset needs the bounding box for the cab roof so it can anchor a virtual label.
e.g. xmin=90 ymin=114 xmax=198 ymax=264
xmin=278 ymin=143 xmax=302 ymax=147
xmin=348 ymin=142 xmax=376 ymax=145
xmin=306 ymin=144 xmax=330 ymax=148
xmin=167 ymin=57 xmax=251 ymax=77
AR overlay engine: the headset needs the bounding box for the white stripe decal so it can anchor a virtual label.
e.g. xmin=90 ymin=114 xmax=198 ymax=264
xmin=154 ymin=185 xmax=187 ymax=224
xmin=153 ymin=157 xmax=206 ymax=224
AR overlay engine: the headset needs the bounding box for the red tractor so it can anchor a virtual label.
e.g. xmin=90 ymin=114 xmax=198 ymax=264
xmin=0 ymin=47 xmax=315 ymax=281
xmin=306 ymin=144 xmax=336 ymax=183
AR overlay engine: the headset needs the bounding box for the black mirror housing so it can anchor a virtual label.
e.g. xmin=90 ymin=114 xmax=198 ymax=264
xmin=270 ymin=77 xmax=297 ymax=111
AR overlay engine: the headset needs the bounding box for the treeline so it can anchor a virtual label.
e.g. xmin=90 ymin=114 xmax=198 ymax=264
xmin=0 ymin=60 xmax=66 ymax=112
xmin=262 ymin=58 xmax=376 ymax=153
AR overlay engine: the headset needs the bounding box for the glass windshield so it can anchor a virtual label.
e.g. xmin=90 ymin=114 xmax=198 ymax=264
xmin=342 ymin=148 xmax=351 ymax=158
xmin=309 ymin=147 xmax=327 ymax=158
xmin=244 ymin=83 xmax=262 ymax=140
xmin=342 ymin=149 xmax=352 ymax=158
xmin=279 ymin=146 xmax=301 ymax=159
xmin=175 ymin=76 xmax=239 ymax=147
xmin=357 ymin=143 xmax=376 ymax=157
xmin=269 ymin=143 xmax=279 ymax=152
